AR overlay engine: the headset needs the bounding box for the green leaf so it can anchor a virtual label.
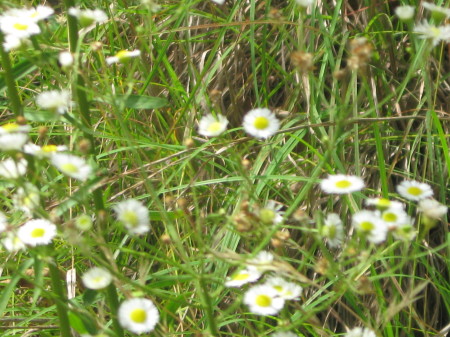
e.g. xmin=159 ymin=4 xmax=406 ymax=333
xmin=24 ymin=108 xmax=59 ymax=122
xmin=68 ymin=311 xmax=88 ymax=334
xmin=97 ymin=95 xmax=168 ymax=110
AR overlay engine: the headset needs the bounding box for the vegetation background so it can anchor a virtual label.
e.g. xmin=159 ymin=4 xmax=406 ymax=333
xmin=0 ymin=0 xmax=449 ymax=336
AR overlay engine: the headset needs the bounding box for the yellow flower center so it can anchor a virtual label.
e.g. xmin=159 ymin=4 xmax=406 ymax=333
xmin=327 ymin=224 xmax=337 ymax=239
xmin=360 ymin=221 xmax=374 ymax=231
xmin=122 ymin=211 xmax=139 ymax=226
xmin=273 ymin=285 xmax=283 ymax=292
xmin=13 ymin=23 xmax=29 ymax=31
xmin=335 ymin=180 xmax=351 ymax=188
xmin=130 ymin=308 xmax=147 ymax=323
xmin=382 ymin=212 xmax=397 ymax=223
xmin=116 ymin=50 xmax=131 ymax=60
xmin=255 ymin=294 xmax=272 ymax=307
xmin=42 ymin=145 xmax=58 ymax=153
xmin=430 ymin=26 xmax=442 ymax=38
xmin=232 ymin=273 xmax=249 ymax=281
xmin=407 ymin=186 xmax=422 ymax=196
xmin=61 ymin=163 xmax=79 ymax=174
xmin=259 ymin=209 xmax=275 ymax=224
xmin=253 ymin=117 xmax=269 ymax=130
xmin=2 ymin=123 xmax=19 ymax=132
xmin=207 ymin=122 xmax=223 ymax=133
xmin=31 ymin=228 xmax=45 ymax=238
xmin=377 ymin=198 xmax=390 ymax=207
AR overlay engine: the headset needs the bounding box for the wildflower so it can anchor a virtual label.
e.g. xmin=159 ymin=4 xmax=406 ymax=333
xmin=392 ymin=223 xmax=416 ymax=241
xmin=417 ymin=199 xmax=447 ymax=220
xmin=321 ymin=213 xmax=344 ymax=248
xmin=198 ymin=113 xmax=229 ymax=137
xmin=352 ymin=210 xmax=388 ymax=244
xmin=24 ymin=143 xmax=68 ymax=158
xmin=320 ymin=174 xmax=365 ymax=194
xmin=272 ymin=332 xmax=299 ymax=337
xmin=345 ymin=327 xmax=376 ymax=337
xmin=13 ymin=183 xmax=40 ymax=216
xmin=68 ymin=7 xmax=108 ymax=27
xmin=396 ymin=180 xmax=433 ymax=201
xmin=59 ymin=51 xmax=74 ymax=67
xmin=0 ymin=211 xmax=7 ymax=233
xmin=2 ymin=34 xmax=28 ymax=51
xmin=243 ymin=108 xmax=280 ymax=139
xmin=211 ymin=0 xmax=226 ymax=4
xmin=365 ymin=197 xmax=404 ymax=211
xmin=17 ymin=219 xmax=57 ymax=246
xmin=258 ymin=200 xmax=284 ymax=225
xmin=225 ymin=268 xmax=262 ymax=287
xmin=395 ymin=6 xmax=415 ymax=21
xmin=106 ymin=50 xmax=141 ymax=65
xmin=75 ymin=214 xmax=93 ymax=231
xmin=36 ymin=89 xmax=71 ymax=115
xmin=2 ymin=233 xmax=26 ymax=252
xmin=295 ymin=0 xmax=315 ymax=8
xmin=0 ymin=15 xmax=40 ymax=39
xmin=243 ymin=284 xmax=285 ymax=315
xmin=264 ymin=275 xmax=303 ymax=300
xmin=0 ymin=123 xmax=30 ymax=151
xmin=413 ymin=22 xmax=450 ymax=46
xmin=82 ymin=267 xmax=113 ymax=290
xmin=51 ymin=153 xmax=93 ymax=181
xmin=0 ymin=158 xmax=27 ymax=179
xmin=118 ymin=298 xmax=159 ymax=334
xmin=247 ymin=250 xmax=274 ymax=271
xmin=113 ymin=199 xmax=150 ymax=235
xmin=26 ymin=5 xmax=55 ymax=21
xmin=422 ymin=2 xmax=450 ymax=21
xmin=380 ymin=208 xmax=411 ymax=229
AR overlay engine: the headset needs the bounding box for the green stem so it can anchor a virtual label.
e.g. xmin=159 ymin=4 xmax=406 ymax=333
xmin=105 ymin=284 xmax=125 ymax=337
xmin=0 ymin=32 xmax=23 ymax=116
xmin=48 ymin=260 xmax=72 ymax=337
xmin=197 ymin=277 xmax=218 ymax=336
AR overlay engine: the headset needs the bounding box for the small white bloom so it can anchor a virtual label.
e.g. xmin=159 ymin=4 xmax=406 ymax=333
xmin=365 ymin=197 xmax=404 ymax=211
xmin=392 ymin=223 xmax=416 ymax=241
xmin=17 ymin=219 xmax=57 ymax=246
xmin=118 ymin=298 xmax=159 ymax=334
xmin=422 ymin=2 xmax=450 ymax=18
xmin=113 ymin=199 xmax=151 ymax=235
xmin=396 ymin=180 xmax=433 ymax=201
xmin=243 ymin=285 xmax=285 ymax=316
xmin=198 ymin=113 xmax=229 ymax=137
xmin=82 ymin=267 xmax=113 ymax=290
xmin=345 ymin=327 xmax=376 ymax=337
xmin=295 ymin=0 xmax=315 ymax=8
xmin=2 ymin=232 xmax=26 ymax=252
xmin=24 ymin=143 xmax=68 ymax=158
xmin=36 ymin=90 xmax=71 ymax=114
xmin=243 ymin=108 xmax=280 ymax=139
xmin=264 ymin=275 xmax=302 ymax=300
xmin=417 ymin=199 xmax=448 ymax=220
xmin=13 ymin=183 xmax=40 ymax=216
xmin=321 ymin=213 xmax=344 ymax=248
xmin=352 ymin=210 xmax=388 ymax=244
xmin=380 ymin=208 xmax=411 ymax=229
xmin=0 ymin=211 xmax=7 ymax=233
xmin=3 ymin=34 xmax=28 ymax=51
xmin=0 ymin=158 xmax=27 ymax=179
xmin=68 ymin=7 xmax=108 ymax=27
xmin=0 ymin=16 xmax=40 ymax=38
xmin=106 ymin=50 xmax=141 ymax=65
xmin=259 ymin=200 xmax=284 ymax=225
xmin=75 ymin=214 xmax=93 ymax=231
xmin=272 ymin=332 xmax=299 ymax=337
xmin=395 ymin=6 xmax=415 ymax=21
xmin=59 ymin=51 xmax=74 ymax=67
xmin=247 ymin=250 xmax=274 ymax=271
xmin=320 ymin=174 xmax=365 ymax=194
xmin=211 ymin=0 xmax=226 ymax=4
xmin=26 ymin=5 xmax=55 ymax=21
xmin=51 ymin=153 xmax=93 ymax=181
xmin=225 ymin=268 xmax=262 ymax=287
xmin=413 ymin=22 xmax=450 ymax=46
xmin=0 ymin=123 xmax=30 ymax=151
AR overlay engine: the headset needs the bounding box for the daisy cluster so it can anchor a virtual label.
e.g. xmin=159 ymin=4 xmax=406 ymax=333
xmin=225 ymin=251 xmax=303 ymax=318
xmin=319 ymin=174 xmax=447 ymax=247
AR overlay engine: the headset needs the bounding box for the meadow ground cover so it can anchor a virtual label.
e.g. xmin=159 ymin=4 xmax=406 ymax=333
xmin=0 ymin=0 xmax=449 ymax=336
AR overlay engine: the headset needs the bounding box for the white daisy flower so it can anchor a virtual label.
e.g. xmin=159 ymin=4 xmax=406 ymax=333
xmin=242 ymin=108 xmax=280 ymax=139
xmin=106 ymin=50 xmax=141 ymax=65
xmin=224 ymin=268 xmax=262 ymax=288
xmin=24 ymin=143 xmax=68 ymax=158
xmin=247 ymin=250 xmax=274 ymax=271
xmin=272 ymin=332 xmax=299 ymax=337
xmin=27 ymin=5 xmax=55 ymax=21
xmin=422 ymin=2 xmax=450 ymax=19
xmin=396 ymin=180 xmax=433 ymax=201
xmin=264 ymin=275 xmax=303 ymax=300
xmin=365 ymin=197 xmax=404 ymax=211
xmin=82 ymin=267 xmax=113 ymax=290
xmin=2 ymin=232 xmax=26 ymax=252
xmin=413 ymin=22 xmax=450 ymax=46
xmin=0 ymin=158 xmax=27 ymax=179
xmin=2 ymin=34 xmax=28 ymax=52
xmin=243 ymin=284 xmax=285 ymax=316
xmin=320 ymin=174 xmax=365 ymax=194
xmin=395 ymin=6 xmax=415 ymax=21
xmin=211 ymin=0 xmax=226 ymax=4
xmin=352 ymin=210 xmax=388 ymax=244
xmin=113 ymin=199 xmax=150 ymax=235
xmin=17 ymin=219 xmax=57 ymax=246
xmin=13 ymin=183 xmax=40 ymax=216
xmin=321 ymin=213 xmax=344 ymax=248
xmin=295 ymin=0 xmax=315 ymax=8
xmin=118 ymin=298 xmax=159 ymax=334
xmin=198 ymin=113 xmax=229 ymax=137
xmin=0 ymin=16 xmax=40 ymax=38
xmin=345 ymin=327 xmax=376 ymax=337
xmin=59 ymin=51 xmax=74 ymax=67
xmin=258 ymin=200 xmax=284 ymax=225
xmin=0 ymin=123 xmax=30 ymax=151
xmin=68 ymin=7 xmax=108 ymax=27
xmin=0 ymin=211 xmax=7 ymax=233
xmin=380 ymin=208 xmax=411 ymax=229
xmin=417 ymin=199 xmax=448 ymax=220
xmin=36 ymin=89 xmax=71 ymax=115
xmin=75 ymin=214 xmax=93 ymax=231
xmin=392 ymin=223 xmax=416 ymax=241
xmin=51 ymin=153 xmax=93 ymax=181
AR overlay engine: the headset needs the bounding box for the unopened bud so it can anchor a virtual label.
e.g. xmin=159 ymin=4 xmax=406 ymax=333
xmin=78 ymin=139 xmax=91 ymax=154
